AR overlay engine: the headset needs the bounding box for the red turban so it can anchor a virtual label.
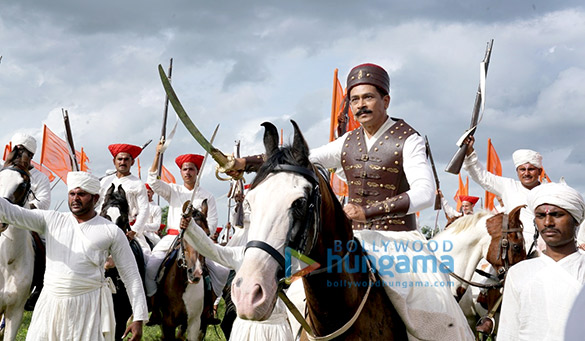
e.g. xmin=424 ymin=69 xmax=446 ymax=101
xmin=145 ymin=183 xmax=152 ymax=191
xmin=108 ymin=144 xmax=142 ymax=159
xmin=459 ymin=195 xmax=480 ymax=205
xmin=175 ymin=154 xmax=204 ymax=170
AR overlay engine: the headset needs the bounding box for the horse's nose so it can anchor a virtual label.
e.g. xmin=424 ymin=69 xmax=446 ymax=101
xmin=187 ymin=267 xmax=203 ymax=284
xmin=231 ymin=276 xmax=270 ymax=320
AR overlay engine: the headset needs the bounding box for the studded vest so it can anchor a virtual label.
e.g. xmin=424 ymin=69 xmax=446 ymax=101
xmin=341 ymin=118 xmax=418 ymax=231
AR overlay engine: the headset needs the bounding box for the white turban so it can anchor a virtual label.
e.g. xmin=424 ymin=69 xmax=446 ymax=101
xmin=512 ymin=149 xmax=542 ymax=169
xmin=527 ymin=182 xmax=585 ymax=225
xmin=67 ymin=172 xmax=100 ymax=195
xmin=11 ymin=133 xmax=37 ymax=154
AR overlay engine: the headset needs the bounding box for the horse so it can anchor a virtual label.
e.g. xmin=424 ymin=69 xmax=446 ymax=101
xmin=156 ymin=200 xmax=206 ymax=341
xmin=0 ymin=164 xmax=34 ymax=340
xmin=231 ymin=121 xmax=407 ymax=340
xmin=99 ymin=184 xmax=146 ymax=340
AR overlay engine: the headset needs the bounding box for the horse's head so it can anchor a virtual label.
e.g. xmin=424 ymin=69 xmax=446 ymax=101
xmin=0 ymin=165 xmax=31 ymax=208
xmin=180 ymin=199 xmax=208 ymax=284
xmin=100 ymin=184 xmax=131 ymax=233
xmin=232 ymin=120 xmax=346 ymax=321
xmin=485 ymin=205 xmax=527 ymax=276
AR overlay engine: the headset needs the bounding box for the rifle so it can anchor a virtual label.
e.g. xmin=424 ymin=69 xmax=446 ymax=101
xmin=424 ymin=136 xmax=441 ymax=210
xmin=445 ymin=40 xmax=494 ymax=174
xmin=62 ymin=109 xmax=79 ymax=171
xmin=157 ymin=58 xmax=173 ymax=177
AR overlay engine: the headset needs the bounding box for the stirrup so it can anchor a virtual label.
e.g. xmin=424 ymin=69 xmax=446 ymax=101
xmin=475 ymin=315 xmax=496 ymax=335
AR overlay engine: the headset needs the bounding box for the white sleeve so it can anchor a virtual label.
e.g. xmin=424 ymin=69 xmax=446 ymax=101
xmin=109 ymin=228 xmax=149 ymax=321
xmin=441 ymin=195 xmax=461 ymax=219
xmin=463 ymin=150 xmax=507 ymax=197
xmin=30 ymin=170 xmax=51 ymax=210
xmin=183 ymin=220 xmax=244 ymax=271
xmin=147 ymin=171 xmax=173 ymax=203
xmin=0 ymin=197 xmax=47 ymax=234
xmin=131 ymin=185 xmax=150 ymax=235
xmin=403 ymin=134 xmax=435 ymax=213
xmin=204 ymin=192 xmax=218 ymax=232
xmin=309 ymin=136 xmax=346 ymax=169
xmin=144 ymin=205 xmax=162 ymax=233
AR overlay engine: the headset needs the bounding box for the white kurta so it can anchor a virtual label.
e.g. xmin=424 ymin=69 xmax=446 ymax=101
xmin=145 ymin=171 xmax=218 ymax=296
xmin=498 ymin=252 xmax=585 ymax=341
xmin=0 ymin=198 xmax=148 ymax=341
xmin=98 ymin=173 xmax=151 ymax=256
xmin=463 ymin=150 xmax=543 ymax=250
xmin=309 ymin=117 xmax=473 ymax=340
xmin=441 ymin=195 xmax=462 ymax=220
xmin=29 ymin=167 xmax=51 ymax=210
xmin=144 ymin=201 xmax=162 ymax=245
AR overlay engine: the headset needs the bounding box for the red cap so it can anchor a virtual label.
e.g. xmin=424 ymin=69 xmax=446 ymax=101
xmin=459 ymin=195 xmax=479 ymax=205
xmin=346 ymin=63 xmax=390 ymax=94
xmin=175 ymin=154 xmax=204 ymax=170
xmin=108 ymin=144 xmax=142 ymax=159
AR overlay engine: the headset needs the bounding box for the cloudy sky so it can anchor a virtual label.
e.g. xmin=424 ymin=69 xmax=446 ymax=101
xmin=1 ymin=1 xmax=585 ymax=228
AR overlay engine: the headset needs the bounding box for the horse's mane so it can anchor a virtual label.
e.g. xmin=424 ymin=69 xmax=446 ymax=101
xmin=443 ymin=210 xmax=492 ymax=235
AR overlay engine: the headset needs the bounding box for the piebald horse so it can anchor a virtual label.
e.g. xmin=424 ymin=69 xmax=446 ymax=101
xmin=231 ymin=121 xmax=406 ymax=340
xmin=156 ymin=201 xmax=206 ymax=341
xmin=0 ymin=164 xmax=33 ymax=341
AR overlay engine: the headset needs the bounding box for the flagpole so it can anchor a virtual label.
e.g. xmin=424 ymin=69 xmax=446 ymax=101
xmin=329 ymin=68 xmax=339 ymax=142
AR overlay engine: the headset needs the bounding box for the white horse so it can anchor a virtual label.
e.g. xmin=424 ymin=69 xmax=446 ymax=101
xmin=0 ymin=166 xmax=35 ymax=340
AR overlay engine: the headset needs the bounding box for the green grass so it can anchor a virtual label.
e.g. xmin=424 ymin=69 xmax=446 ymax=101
xmin=15 ymin=299 xmax=228 ymax=340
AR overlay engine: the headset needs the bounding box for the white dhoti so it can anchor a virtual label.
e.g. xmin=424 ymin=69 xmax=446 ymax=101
xmin=27 ymin=272 xmax=117 ymax=341
xmin=354 ymin=229 xmax=474 ymax=341
xmin=230 ymin=299 xmax=293 ymax=341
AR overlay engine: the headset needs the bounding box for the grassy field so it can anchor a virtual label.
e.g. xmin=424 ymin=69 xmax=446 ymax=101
xmin=15 ymin=299 xmax=228 ymax=341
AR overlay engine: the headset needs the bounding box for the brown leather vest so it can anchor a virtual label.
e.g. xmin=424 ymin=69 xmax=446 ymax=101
xmin=341 ymin=118 xmax=418 ymax=231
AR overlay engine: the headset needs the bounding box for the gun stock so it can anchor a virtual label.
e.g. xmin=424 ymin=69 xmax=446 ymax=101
xmin=445 ymin=144 xmax=469 ymax=175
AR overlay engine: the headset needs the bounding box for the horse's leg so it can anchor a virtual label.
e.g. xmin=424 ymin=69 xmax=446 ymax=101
xmin=183 ymin=281 xmax=204 ymax=341
xmin=4 ymin=306 xmax=26 ymax=341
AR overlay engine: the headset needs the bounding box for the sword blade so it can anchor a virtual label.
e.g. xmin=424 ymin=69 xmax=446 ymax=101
xmin=158 ymin=64 xmax=228 ymax=166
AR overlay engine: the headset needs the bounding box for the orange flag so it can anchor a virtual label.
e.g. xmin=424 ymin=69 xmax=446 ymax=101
xmin=31 ymin=160 xmax=56 ymax=182
xmin=485 ymin=138 xmax=502 ymax=210
xmin=40 ymin=125 xmax=85 ymax=184
xmin=454 ymin=174 xmax=469 ymax=211
xmin=161 ymin=165 xmax=176 ymax=184
xmin=2 ymin=143 xmax=11 ymax=161
xmin=80 ymin=147 xmax=90 ymax=172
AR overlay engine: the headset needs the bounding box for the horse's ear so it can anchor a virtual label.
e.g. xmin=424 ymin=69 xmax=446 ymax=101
xmin=290 ymin=120 xmax=310 ymax=167
xmin=261 ymin=122 xmax=279 ymax=158
xmin=200 ymin=199 xmax=208 ymax=217
xmin=117 ymin=184 xmax=126 ymax=198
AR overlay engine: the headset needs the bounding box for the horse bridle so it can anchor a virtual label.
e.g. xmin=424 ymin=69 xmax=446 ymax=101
xmin=495 ymin=217 xmax=524 ymax=276
xmin=0 ymin=166 xmax=31 ymax=207
xmin=244 ymin=164 xmax=322 ymax=286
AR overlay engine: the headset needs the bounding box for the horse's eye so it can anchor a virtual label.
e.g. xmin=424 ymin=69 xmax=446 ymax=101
xmin=291 ymin=198 xmax=307 ymax=216
xmin=512 ymin=244 xmax=523 ymax=252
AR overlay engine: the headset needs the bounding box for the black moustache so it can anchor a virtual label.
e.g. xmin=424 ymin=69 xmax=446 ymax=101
xmin=355 ymin=108 xmax=372 ymax=117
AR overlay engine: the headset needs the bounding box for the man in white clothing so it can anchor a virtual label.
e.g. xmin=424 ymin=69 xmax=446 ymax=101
xmin=463 ymin=136 xmax=544 ymax=251
xmin=497 ymin=182 xmax=585 ymax=341
xmin=145 ymin=144 xmax=222 ymax=324
xmin=0 ymin=171 xmax=147 ymax=340
xmin=144 ymin=184 xmax=162 ymax=246
xmin=438 ymin=190 xmax=479 ymax=227
xmin=98 ymin=143 xmax=151 ymax=258
xmin=7 ymin=133 xmax=52 ymax=310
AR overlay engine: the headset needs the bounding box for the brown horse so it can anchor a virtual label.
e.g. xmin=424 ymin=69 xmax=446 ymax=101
xmin=475 ymin=205 xmax=527 ymax=338
xmin=231 ymin=121 xmax=406 ymax=340
xmin=156 ymin=201 xmax=207 ymax=340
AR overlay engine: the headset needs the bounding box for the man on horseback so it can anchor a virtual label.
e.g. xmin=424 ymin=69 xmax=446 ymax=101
xmin=225 ymin=63 xmax=474 ymax=340
xmin=463 ymin=137 xmax=545 ymax=252
xmin=145 ymin=144 xmax=225 ymax=325
xmin=7 ymin=133 xmax=51 ymax=311
xmin=98 ymin=143 xmax=152 ymax=258
xmin=439 ymin=190 xmax=480 ymax=226
xmin=0 ymin=171 xmax=148 ymax=340
xmin=498 ymin=182 xmax=585 ymax=340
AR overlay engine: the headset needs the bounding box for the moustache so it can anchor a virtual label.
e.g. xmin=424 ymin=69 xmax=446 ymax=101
xmin=355 ymin=108 xmax=372 ymax=117
xmin=540 ymin=227 xmax=559 ymax=234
